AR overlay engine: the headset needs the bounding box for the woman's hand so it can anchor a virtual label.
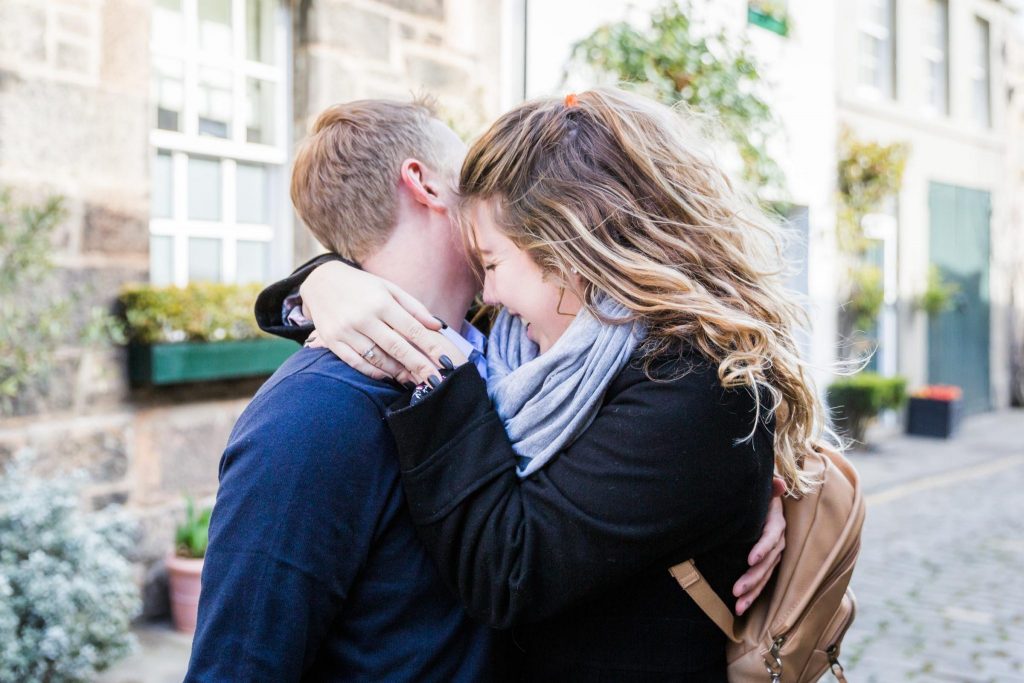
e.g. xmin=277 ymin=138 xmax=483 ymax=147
xmin=300 ymin=260 xmax=465 ymax=384
xmin=732 ymin=476 xmax=787 ymax=615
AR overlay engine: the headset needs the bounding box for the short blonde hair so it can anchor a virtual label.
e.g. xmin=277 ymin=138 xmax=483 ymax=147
xmin=290 ymin=98 xmax=445 ymax=261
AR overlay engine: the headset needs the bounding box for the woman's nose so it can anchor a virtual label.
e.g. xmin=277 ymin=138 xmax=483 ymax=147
xmin=481 ymin=275 xmax=499 ymax=307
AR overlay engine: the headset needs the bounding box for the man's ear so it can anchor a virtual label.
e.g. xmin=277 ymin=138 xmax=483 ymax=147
xmin=400 ymin=158 xmax=447 ymax=213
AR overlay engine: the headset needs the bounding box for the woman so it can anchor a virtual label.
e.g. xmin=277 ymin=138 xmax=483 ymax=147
xmin=288 ymin=89 xmax=828 ymax=680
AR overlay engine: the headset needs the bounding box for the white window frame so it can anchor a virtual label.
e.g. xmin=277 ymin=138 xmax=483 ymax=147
xmin=857 ymin=0 xmax=897 ymax=100
xmin=921 ymin=0 xmax=948 ymax=116
xmin=970 ymin=15 xmax=992 ymax=129
xmin=149 ymin=0 xmax=291 ymax=287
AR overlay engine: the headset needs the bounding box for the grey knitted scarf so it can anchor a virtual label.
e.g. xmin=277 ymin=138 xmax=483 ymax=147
xmin=486 ymin=296 xmax=643 ymax=478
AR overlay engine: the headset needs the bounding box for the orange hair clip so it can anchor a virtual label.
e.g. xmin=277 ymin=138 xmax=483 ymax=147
xmin=564 ymin=93 xmax=579 ymax=107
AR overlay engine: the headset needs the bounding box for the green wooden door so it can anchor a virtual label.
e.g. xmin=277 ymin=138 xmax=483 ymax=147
xmin=927 ymin=182 xmax=991 ymax=413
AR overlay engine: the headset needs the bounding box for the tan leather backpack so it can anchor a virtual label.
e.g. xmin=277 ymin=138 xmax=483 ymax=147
xmin=670 ymin=444 xmax=864 ymax=682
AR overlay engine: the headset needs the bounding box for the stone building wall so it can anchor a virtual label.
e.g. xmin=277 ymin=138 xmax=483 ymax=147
xmin=291 ymin=0 xmax=505 ymax=260
xmin=0 ymin=0 xmax=508 ymax=616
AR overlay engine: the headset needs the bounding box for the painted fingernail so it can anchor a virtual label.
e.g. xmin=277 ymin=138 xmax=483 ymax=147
xmin=427 ymin=375 xmax=441 ymax=389
xmin=432 ymin=315 xmax=449 ymax=329
xmin=439 ymin=355 xmax=454 ymax=370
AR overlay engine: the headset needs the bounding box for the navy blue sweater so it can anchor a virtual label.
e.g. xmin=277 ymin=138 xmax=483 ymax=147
xmin=185 ymin=348 xmax=494 ymax=682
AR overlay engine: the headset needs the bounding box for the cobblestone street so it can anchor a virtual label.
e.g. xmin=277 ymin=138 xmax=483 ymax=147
xmin=99 ymin=410 xmax=1024 ymax=682
xmin=843 ymin=410 xmax=1024 ymax=682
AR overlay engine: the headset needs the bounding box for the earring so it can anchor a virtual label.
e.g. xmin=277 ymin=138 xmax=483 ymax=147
xmin=557 ymin=287 xmax=576 ymax=316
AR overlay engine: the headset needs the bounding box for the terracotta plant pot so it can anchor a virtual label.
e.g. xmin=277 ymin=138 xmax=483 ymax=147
xmin=166 ymin=552 xmax=204 ymax=634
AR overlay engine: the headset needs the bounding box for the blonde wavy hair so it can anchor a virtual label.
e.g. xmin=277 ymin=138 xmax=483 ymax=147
xmin=459 ymin=87 xmax=832 ymax=496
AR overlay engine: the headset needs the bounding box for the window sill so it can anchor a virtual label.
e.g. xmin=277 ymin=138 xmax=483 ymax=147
xmin=128 ymin=338 xmax=297 ymax=386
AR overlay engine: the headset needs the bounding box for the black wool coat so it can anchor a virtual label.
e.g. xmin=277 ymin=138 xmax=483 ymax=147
xmin=385 ymin=348 xmax=775 ymax=682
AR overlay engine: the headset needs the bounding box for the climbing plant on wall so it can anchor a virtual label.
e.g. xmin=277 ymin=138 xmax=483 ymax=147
xmin=835 ymin=129 xmax=908 ymax=357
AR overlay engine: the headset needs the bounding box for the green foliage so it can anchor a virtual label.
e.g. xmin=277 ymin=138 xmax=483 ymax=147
xmin=918 ymin=265 xmax=960 ymax=316
xmin=827 ymin=372 xmax=907 ymax=444
xmin=848 ymin=265 xmax=884 ymax=332
xmin=835 ymin=131 xmax=908 ymax=356
xmin=0 ymin=190 xmax=125 ymax=414
xmin=0 ymin=455 xmax=140 ymax=680
xmin=119 ymin=282 xmax=266 ymax=344
xmin=0 ymin=191 xmax=69 ymax=410
xmin=174 ymin=496 xmax=211 ymax=559
xmin=836 ymin=129 xmax=909 ymax=255
xmin=569 ymin=2 xmax=784 ymax=194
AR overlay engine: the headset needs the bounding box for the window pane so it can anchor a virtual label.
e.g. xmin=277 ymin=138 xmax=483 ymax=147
xmin=236 ymin=240 xmax=269 ymax=284
xmin=859 ymin=0 xmax=895 ymax=97
xmin=246 ymin=78 xmax=275 ymax=144
xmin=236 ymin=163 xmax=269 ymax=223
xmin=974 ymin=18 xmax=991 ymax=127
xmin=198 ymin=67 xmax=233 ymax=138
xmin=152 ymin=0 xmax=184 ymax=53
xmin=153 ymin=151 xmax=174 ymax=218
xmin=928 ymin=61 xmax=947 ymax=112
xmin=150 ymin=235 xmax=174 ymax=286
xmin=198 ymin=0 xmax=232 ymax=56
xmin=868 ymin=0 xmax=889 ymax=27
xmin=927 ymin=0 xmax=946 ymax=50
xmin=189 ymin=237 xmax=222 ymax=282
xmin=152 ymin=56 xmax=184 ymax=131
xmin=247 ymin=0 xmax=275 ymax=64
xmin=188 ymin=157 xmax=221 ymax=220
xmin=924 ymin=0 xmax=948 ymax=114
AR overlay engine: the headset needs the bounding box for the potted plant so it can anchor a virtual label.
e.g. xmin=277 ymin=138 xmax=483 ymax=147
xmin=119 ymin=282 xmax=297 ymax=385
xmin=906 ymin=385 xmax=963 ymax=438
xmin=827 ymin=372 xmax=907 ymax=445
xmin=167 ymin=496 xmax=212 ymax=634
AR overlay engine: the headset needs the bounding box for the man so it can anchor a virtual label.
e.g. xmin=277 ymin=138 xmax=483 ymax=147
xmin=186 ymin=98 xmax=783 ymax=681
xmin=186 ymin=99 xmax=492 ymax=682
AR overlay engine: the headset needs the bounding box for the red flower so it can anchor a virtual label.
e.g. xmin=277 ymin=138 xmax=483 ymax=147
xmin=911 ymin=385 xmax=962 ymax=401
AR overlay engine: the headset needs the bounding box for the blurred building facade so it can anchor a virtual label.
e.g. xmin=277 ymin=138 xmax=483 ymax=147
xmin=832 ymin=0 xmax=1018 ymax=414
xmin=0 ymin=0 xmax=1020 ymax=615
xmin=526 ymin=0 xmax=1022 ymax=413
xmin=720 ymin=0 xmax=1019 ymax=415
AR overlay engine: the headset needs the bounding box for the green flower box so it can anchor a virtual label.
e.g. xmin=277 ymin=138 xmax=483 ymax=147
xmin=128 ymin=338 xmax=297 ymax=386
xmin=747 ymin=7 xmax=788 ymax=36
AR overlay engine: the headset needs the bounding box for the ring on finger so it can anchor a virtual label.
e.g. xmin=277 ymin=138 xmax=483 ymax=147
xmin=362 ymin=344 xmax=378 ymax=362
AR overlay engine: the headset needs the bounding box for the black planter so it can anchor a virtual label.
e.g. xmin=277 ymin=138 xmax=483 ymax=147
xmin=906 ymin=397 xmax=963 ymax=438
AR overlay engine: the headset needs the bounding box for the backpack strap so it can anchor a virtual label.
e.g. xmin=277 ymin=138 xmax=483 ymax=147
xmin=669 ymin=560 xmax=742 ymax=644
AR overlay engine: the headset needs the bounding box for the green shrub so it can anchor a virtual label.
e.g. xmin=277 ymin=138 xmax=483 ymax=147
xmin=827 ymin=372 xmax=907 ymax=444
xmin=918 ymin=265 xmax=960 ymax=316
xmin=0 ymin=455 xmax=140 ymax=681
xmin=119 ymin=282 xmax=266 ymax=344
xmin=175 ymin=496 xmax=212 ymax=560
